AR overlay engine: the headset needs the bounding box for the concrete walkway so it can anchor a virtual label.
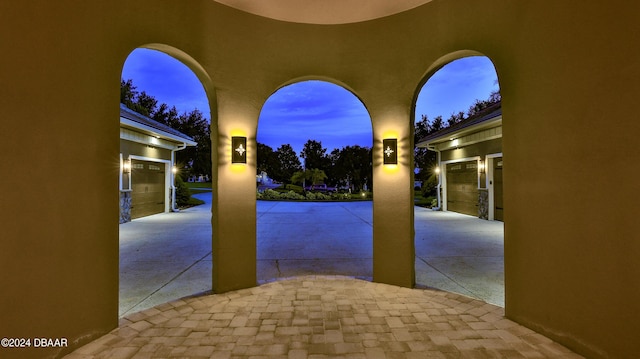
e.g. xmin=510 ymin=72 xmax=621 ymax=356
xmin=119 ymin=193 xmax=213 ymax=317
xmin=414 ymin=208 xmax=504 ymax=307
xmin=257 ymin=201 xmax=373 ymax=283
xmin=119 ymin=194 xmax=504 ymax=317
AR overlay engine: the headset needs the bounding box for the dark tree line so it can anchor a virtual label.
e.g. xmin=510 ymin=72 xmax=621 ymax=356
xmin=121 ymin=79 xmax=211 ymax=179
xmin=414 ymin=90 xmax=501 ymax=191
xmin=257 ymin=139 xmax=372 ymax=192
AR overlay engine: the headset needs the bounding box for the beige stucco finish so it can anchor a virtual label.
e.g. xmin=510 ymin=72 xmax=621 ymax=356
xmin=1 ymin=1 xmax=639 ymax=358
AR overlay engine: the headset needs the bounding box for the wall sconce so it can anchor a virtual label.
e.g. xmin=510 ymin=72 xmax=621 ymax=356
xmin=122 ymin=158 xmax=131 ymax=174
xmin=232 ymin=136 xmax=247 ymax=164
xmin=383 ymin=138 xmax=397 ymax=165
xmin=478 ymin=160 xmax=486 ymax=173
xmin=172 ymin=165 xmax=178 ymax=174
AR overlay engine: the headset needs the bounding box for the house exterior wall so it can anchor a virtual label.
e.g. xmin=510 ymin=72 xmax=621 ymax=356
xmin=440 ymin=138 xmax=501 ymax=219
xmin=1 ymin=1 xmax=639 ymax=358
xmin=120 ymin=139 xmax=172 ymax=162
xmin=440 ymin=138 xmax=502 ymax=164
xmin=119 ymin=139 xmax=172 ymax=223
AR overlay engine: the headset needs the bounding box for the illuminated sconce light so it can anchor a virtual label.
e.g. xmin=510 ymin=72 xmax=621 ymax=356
xmin=478 ymin=160 xmax=486 ymax=173
xmin=434 ymin=166 xmax=441 ymax=175
xmin=232 ymin=136 xmax=247 ymax=164
xmin=383 ymin=138 xmax=398 ymax=165
xmin=122 ymin=158 xmax=131 ymax=173
xmin=172 ymin=165 xmax=178 ymax=174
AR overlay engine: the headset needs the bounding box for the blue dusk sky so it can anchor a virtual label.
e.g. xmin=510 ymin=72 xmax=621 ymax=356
xmin=121 ymin=48 xmax=498 ymax=155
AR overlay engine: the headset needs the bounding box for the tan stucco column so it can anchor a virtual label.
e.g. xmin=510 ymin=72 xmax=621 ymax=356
xmin=371 ymin=108 xmax=415 ymax=288
xmin=212 ymin=95 xmax=258 ymax=292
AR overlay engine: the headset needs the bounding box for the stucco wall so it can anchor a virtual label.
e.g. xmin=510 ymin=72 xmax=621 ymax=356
xmin=1 ymin=1 xmax=638 ymax=358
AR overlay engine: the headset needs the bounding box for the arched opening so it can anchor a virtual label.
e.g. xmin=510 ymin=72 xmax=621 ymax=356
xmin=118 ymin=47 xmax=214 ymax=317
xmin=256 ymin=79 xmax=374 ymax=282
xmin=413 ymin=54 xmax=505 ymax=306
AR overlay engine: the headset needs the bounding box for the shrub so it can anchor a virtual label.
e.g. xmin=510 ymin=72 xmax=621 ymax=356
xmin=304 ymin=192 xmax=332 ymax=201
xmin=260 ymin=189 xmax=282 ymax=200
xmin=257 ymin=189 xmax=305 ymax=200
xmin=332 ymin=192 xmax=351 ymax=200
xmin=281 ymin=190 xmax=305 ymax=200
xmin=175 ymin=175 xmax=192 ymax=206
xmin=421 ymin=174 xmax=439 ymax=197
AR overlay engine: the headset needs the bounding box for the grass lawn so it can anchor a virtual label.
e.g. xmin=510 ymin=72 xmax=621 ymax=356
xmin=185 ymin=181 xmax=212 ymax=195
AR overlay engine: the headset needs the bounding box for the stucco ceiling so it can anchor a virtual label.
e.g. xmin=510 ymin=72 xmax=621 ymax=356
xmin=213 ymin=0 xmax=433 ymax=24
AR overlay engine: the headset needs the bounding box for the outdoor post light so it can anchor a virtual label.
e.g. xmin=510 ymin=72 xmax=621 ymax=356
xmin=232 ymin=136 xmax=247 ymax=164
xmin=383 ymin=138 xmax=397 ymax=165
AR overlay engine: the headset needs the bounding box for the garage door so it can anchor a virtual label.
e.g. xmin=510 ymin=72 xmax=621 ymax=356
xmin=446 ymin=161 xmax=478 ymax=216
xmin=493 ymin=157 xmax=504 ymax=221
xmin=131 ymin=160 xmax=165 ymax=219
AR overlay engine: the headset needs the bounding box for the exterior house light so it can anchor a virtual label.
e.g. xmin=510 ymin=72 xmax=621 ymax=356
xmin=382 ymin=138 xmax=397 ymax=165
xmin=232 ymin=136 xmax=247 ymax=164
xmin=122 ymin=158 xmax=131 ymax=174
xmin=478 ymin=160 xmax=486 ymax=173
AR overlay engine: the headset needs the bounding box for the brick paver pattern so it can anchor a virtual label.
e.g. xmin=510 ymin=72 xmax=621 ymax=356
xmin=65 ymin=276 xmax=583 ymax=358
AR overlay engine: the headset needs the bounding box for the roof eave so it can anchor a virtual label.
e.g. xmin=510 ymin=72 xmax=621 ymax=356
xmin=417 ymin=115 xmax=502 ymax=148
xmin=120 ymin=117 xmax=198 ymax=146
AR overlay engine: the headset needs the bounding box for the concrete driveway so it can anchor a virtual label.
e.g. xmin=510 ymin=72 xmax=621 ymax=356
xmin=119 ymin=193 xmax=504 ymax=317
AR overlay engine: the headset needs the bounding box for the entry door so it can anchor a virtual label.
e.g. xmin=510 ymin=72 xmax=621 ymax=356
xmin=446 ymin=161 xmax=478 ymax=216
xmin=131 ymin=160 xmax=165 ymax=219
xmin=493 ymin=158 xmax=504 ymax=221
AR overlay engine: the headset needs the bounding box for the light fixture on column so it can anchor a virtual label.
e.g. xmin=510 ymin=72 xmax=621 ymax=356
xmin=383 ymin=138 xmax=397 ymax=165
xmin=478 ymin=159 xmax=486 ymax=173
xmin=232 ymin=136 xmax=247 ymax=164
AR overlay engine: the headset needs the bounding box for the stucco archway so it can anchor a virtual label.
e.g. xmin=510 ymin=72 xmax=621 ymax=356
xmin=255 ymin=78 xmax=374 ymax=281
xmin=118 ymin=45 xmax=216 ymax=316
xmin=413 ymin=52 xmax=505 ymax=306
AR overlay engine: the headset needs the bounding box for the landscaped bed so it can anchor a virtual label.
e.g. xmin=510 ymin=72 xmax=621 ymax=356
xmin=258 ymin=184 xmax=371 ymax=201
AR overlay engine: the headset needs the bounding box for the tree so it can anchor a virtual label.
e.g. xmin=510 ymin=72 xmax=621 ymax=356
xmin=331 ymin=145 xmax=372 ymax=191
xmin=430 ymin=115 xmax=444 ymax=133
xmin=257 ymin=142 xmax=279 ymax=178
xmin=135 ymin=91 xmax=158 ymax=117
xmin=120 ymin=79 xmax=212 ymax=178
xmin=308 ymin=168 xmax=328 ymax=186
xmin=414 ymin=114 xmax=436 ymax=182
xmin=447 ymin=111 xmax=465 ymax=127
xmin=467 ymin=90 xmax=501 ymax=118
xmin=151 ymin=103 xmax=179 ymax=126
xmin=300 ymin=140 xmax=330 ymax=171
xmin=120 ymin=79 xmax=138 ymax=108
xmin=290 ymin=168 xmax=327 ymax=187
xmin=172 ymin=109 xmax=211 ymax=178
xmin=275 ymin=144 xmax=302 ymax=183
